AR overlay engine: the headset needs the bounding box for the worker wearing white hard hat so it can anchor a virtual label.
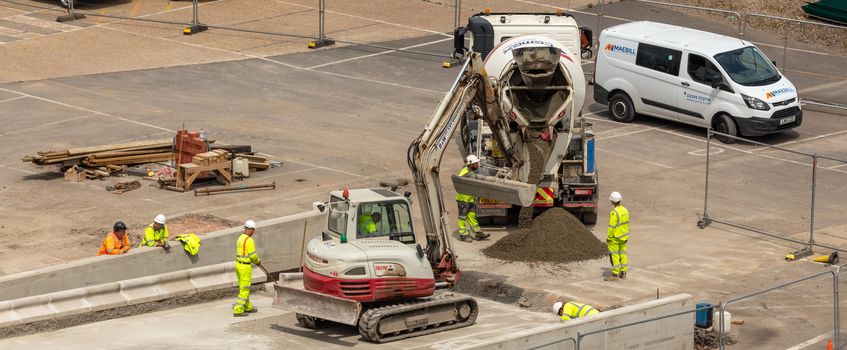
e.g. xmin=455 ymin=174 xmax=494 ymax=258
xmin=234 ymin=220 xmax=262 ymax=317
xmin=553 ymin=301 xmax=599 ymax=321
xmin=605 ymin=191 xmax=630 ymax=282
xmin=140 ymin=214 xmax=170 ymax=249
xmin=455 ymin=155 xmax=490 ymax=243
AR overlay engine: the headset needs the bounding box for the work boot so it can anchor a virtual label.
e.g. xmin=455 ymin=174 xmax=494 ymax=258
xmin=233 ymin=313 xmax=248 ymax=317
xmin=459 ymin=235 xmax=473 ymax=243
xmin=473 ymin=232 xmax=491 ymax=240
xmin=604 ymin=274 xmax=620 ymax=282
xmin=247 ymin=308 xmax=258 ymax=313
xmin=620 ymin=272 xmax=627 ymax=280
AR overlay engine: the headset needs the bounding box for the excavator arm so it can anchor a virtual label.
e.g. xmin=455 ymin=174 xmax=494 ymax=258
xmin=407 ymin=53 xmax=535 ymax=286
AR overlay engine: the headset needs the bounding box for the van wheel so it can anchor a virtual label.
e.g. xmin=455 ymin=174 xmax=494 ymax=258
xmin=713 ymin=114 xmax=738 ymax=144
xmin=608 ymin=93 xmax=636 ymax=123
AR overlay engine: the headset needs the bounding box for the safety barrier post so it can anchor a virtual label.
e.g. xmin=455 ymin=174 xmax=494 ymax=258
xmin=697 ymin=129 xmax=712 ymax=229
xmin=308 ymin=0 xmax=334 ymax=48
xmin=453 ymin=0 xmax=462 ymax=30
xmin=183 ymin=0 xmax=207 ymax=35
xmin=56 ymin=0 xmax=85 ymax=22
xmin=808 ymin=155 xmax=817 ymax=249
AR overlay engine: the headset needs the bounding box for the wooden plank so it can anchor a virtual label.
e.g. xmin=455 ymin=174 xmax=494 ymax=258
xmin=65 ymin=138 xmax=173 ymax=156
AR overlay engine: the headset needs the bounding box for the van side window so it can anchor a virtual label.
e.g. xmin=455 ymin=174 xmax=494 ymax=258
xmin=635 ymin=43 xmax=681 ymax=76
xmin=687 ymin=54 xmax=722 ymax=86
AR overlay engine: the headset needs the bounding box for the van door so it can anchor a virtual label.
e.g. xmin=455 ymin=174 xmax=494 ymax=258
xmin=678 ymin=52 xmax=727 ymax=127
xmin=633 ymin=43 xmax=683 ymax=120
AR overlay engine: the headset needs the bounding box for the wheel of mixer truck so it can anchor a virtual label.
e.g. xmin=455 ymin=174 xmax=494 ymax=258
xmin=582 ymin=211 xmax=597 ymax=225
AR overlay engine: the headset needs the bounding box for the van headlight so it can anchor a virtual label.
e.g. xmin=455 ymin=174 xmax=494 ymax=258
xmin=741 ymin=94 xmax=770 ymax=111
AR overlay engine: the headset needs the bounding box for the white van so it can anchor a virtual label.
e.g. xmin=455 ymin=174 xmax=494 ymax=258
xmin=593 ymin=21 xmax=802 ymax=143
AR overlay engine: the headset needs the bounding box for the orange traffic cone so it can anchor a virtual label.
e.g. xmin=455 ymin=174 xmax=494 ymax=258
xmin=827 ymin=339 xmax=833 ymax=350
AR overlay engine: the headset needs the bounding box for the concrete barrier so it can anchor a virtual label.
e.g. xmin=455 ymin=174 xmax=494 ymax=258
xmin=0 ymin=210 xmax=324 ymax=302
xmin=0 ymin=262 xmax=265 ymax=329
xmin=454 ymin=294 xmax=694 ymax=350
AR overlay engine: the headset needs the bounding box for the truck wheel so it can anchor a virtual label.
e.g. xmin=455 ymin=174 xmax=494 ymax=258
xmin=713 ymin=114 xmax=738 ymax=144
xmin=582 ymin=212 xmax=597 ymax=225
xmin=608 ymin=93 xmax=636 ymax=123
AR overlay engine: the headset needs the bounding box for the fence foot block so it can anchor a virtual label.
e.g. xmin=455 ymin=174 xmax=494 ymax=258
xmin=785 ymin=247 xmax=813 ymax=261
xmin=56 ymin=13 xmax=85 ymax=22
xmin=308 ymin=39 xmax=335 ymax=49
xmin=183 ymin=24 xmax=208 ymax=35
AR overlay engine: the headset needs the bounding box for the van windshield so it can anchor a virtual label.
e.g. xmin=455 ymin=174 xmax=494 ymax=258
xmin=713 ymin=46 xmax=780 ymax=86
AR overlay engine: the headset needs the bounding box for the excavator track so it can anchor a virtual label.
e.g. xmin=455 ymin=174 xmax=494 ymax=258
xmin=357 ymin=293 xmax=479 ymax=343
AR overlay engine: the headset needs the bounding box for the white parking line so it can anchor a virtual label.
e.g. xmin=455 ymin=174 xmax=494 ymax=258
xmin=0 ymin=86 xmax=175 ymax=132
xmin=785 ymin=332 xmax=830 ymax=350
xmin=0 ymin=95 xmax=25 ymax=103
xmin=0 ymin=113 xmax=97 ymax=137
xmin=306 ymin=37 xmax=451 ymax=70
xmin=258 ymin=153 xmax=366 ymax=178
xmin=749 ymin=129 xmax=847 ymax=152
xmin=101 ymin=25 xmax=444 ymax=94
xmin=597 ymin=148 xmax=674 ymax=169
xmin=595 ymin=126 xmax=661 ymax=140
xmin=274 ymin=0 xmax=452 ymax=38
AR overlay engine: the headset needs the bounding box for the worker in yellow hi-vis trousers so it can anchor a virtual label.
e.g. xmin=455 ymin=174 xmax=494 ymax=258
xmin=605 ymin=191 xmax=629 ymax=282
xmin=234 ymin=220 xmax=262 ymax=317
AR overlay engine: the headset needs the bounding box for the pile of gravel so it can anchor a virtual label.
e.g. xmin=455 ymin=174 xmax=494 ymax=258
xmin=483 ymin=208 xmax=607 ymax=263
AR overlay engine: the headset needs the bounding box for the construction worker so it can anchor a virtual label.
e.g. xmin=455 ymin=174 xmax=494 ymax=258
xmin=605 ymin=191 xmax=629 ymax=281
xmin=140 ymin=214 xmax=170 ymax=249
xmin=456 ymin=155 xmax=490 ymax=243
xmin=98 ymin=221 xmax=131 ymax=256
xmin=358 ymin=212 xmax=381 ymax=236
xmin=553 ymin=301 xmax=599 ymax=321
xmin=234 ymin=220 xmax=262 ymax=317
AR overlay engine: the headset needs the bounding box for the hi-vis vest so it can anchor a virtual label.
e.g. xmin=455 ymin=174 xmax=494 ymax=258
xmin=455 ymin=166 xmax=474 ymax=203
xmin=608 ymin=205 xmax=629 ymax=240
xmin=561 ymin=301 xmax=599 ymax=321
xmin=175 ymin=233 xmax=201 ymax=256
xmin=236 ymin=233 xmax=260 ymax=265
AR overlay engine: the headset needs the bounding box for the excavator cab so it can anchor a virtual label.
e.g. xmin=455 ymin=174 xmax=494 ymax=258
xmin=324 ymin=189 xmax=417 ymax=244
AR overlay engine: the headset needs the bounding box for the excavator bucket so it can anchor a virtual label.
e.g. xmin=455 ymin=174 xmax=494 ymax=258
xmin=452 ymin=174 xmax=536 ymax=206
xmin=271 ymin=273 xmax=362 ymax=326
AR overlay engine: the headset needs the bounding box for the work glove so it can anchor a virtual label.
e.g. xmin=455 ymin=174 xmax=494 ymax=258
xmin=162 ymin=242 xmax=171 ymax=251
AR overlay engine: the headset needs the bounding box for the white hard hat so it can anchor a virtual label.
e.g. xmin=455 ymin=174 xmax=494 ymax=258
xmin=609 ymin=191 xmax=622 ymax=203
xmin=154 ymin=214 xmax=166 ymax=224
xmin=244 ymin=220 xmax=256 ymax=229
xmin=552 ymin=301 xmax=563 ymax=315
xmin=466 ymin=155 xmax=480 ymax=165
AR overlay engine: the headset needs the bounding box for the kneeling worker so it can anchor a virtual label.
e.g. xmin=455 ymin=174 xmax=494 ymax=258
xmin=98 ymin=221 xmax=131 ymax=256
xmin=553 ymin=301 xmax=599 ymax=321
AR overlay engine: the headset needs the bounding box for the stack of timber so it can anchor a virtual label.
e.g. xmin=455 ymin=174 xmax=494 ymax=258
xmin=22 ymin=138 xmax=174 ymax=167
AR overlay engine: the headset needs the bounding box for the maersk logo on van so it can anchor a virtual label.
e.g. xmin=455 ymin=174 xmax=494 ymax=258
xmin=603 ymin=43 xmax=636 ymax=55
xmin=765 ymin=87 xmax=794 ymax=99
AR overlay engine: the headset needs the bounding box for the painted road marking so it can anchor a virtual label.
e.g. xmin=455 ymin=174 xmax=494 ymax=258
xmin=688 ymin=147 xmax=724 ymax=156
xmin=0 ymin=95 xmax=26 ymax=103
xmin=749 ymin=129 xmax=847 ymax=152
xmin=784 ymin=332 xmax=830 ymax=350
xmin=597 ymin=148 xmax=674 ymax=169
xmin=274 ymin=0 xmax=452 ymax=38
xmin=0 ymin=87 xmax=175 ymax=132
xmin=307 ymin=37 xmax=451 ymax=70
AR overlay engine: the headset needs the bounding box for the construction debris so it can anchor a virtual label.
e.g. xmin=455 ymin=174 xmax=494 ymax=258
xmin=106 ymin=180 xmax=142 ymax=194
xmin=695 ymin=328 xmax=736 ymax=349
xmin=483 ymin=208 xmax=607 ymax=263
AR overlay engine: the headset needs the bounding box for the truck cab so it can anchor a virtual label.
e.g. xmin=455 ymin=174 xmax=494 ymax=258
xmin=304 ymin=188 xmax=435 ymax=303
xmin=455 ymin=11 xmax=593 ymax=62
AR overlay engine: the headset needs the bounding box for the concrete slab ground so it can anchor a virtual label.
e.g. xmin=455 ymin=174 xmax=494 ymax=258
xmin=1 ymin=1 xmax=846 ymax=349
xmin=0 ymin=292 xmax=554 ymax=349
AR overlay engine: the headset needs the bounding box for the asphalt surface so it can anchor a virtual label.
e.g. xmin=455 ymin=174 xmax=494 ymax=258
xmin=1 ymin=1 xmax=846 ymax=349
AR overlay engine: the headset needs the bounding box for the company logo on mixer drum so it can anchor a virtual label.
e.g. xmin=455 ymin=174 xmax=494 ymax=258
xmin=503 ymin=38 xmax=555 ymax=53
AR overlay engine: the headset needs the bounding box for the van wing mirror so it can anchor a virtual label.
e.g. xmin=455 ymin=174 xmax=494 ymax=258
xmin=579 ymin=27 xmax=593 ymax=59
xmin=453 ymin=27 xmax=468 ymax=59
